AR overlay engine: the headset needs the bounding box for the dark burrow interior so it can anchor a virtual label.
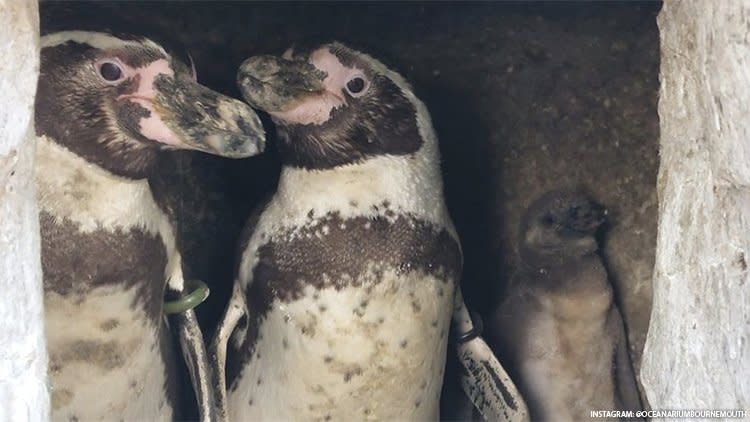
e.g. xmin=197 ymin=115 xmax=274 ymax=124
xmin=41 ymin=1 xmax=661 ymax=419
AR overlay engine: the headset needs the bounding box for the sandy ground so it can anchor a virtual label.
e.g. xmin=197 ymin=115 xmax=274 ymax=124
xmin=41 ymin=2 xmax=661 ymax=419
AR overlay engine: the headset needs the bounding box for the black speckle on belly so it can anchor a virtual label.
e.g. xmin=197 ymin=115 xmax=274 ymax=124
xmin=39 ymin=211 xmax=167 ymax=323
xmin=56 ymin=339 xmax=127 ymax=370
xmin=342 ymin=366 xmax=363 ymax=383
xmin=51 ymin=388 xmax=73 ymax=410
xmin=411 ymin=300 xmax=422 ymax=313
xmin=100 ymin=318 xmax=120 ymax=332
xmin=227 ymin=211 xmax=461 ymax=388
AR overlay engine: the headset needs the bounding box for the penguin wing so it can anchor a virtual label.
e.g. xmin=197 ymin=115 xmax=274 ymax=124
xmin=453 ymin=287 xmax=531 ymax=422
xmin=488 ymin=275 xmax=532 ymax=371
xmin=610 ymin=307 xmax=644 ymax=414
xmin=208 ymin=281 xmax=246 ymax=420
xmin=208 ymin=197 xmax=270 ymax=420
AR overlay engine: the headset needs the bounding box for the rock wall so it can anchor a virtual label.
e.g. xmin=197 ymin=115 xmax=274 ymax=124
xmin=0 ymin=1 xmax=48 ymax=420
xmin=642 ymin=0 xmax=750 ymax=411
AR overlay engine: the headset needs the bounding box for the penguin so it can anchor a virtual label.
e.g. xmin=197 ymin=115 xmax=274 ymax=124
xmin=487 ymin=190 xmax=643 ymax=421
xmin=35 ymin=31 xmax=265 ymax=421
xmin=211 ymin=42 xmax=463 ymax=421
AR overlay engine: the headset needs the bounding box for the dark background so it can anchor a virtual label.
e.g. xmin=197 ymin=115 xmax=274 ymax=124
xmin=41 ymin=2 xmax=661 ymax=419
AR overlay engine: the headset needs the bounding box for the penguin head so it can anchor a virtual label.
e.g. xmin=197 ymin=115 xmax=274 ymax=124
xmin=238 ymin=42 xmax=434 ymax=170
xmin=519 ymin=190 xmax=607 ymax=267
xmin=36 ymin=31 xmax=265 ymax=178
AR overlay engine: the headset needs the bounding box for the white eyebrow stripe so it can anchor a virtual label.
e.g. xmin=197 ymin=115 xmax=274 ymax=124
xmin=40 ymin=31 xmax=168 ymax=58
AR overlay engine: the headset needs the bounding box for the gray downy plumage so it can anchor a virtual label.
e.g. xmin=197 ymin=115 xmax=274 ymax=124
xmin=488 ymin=190 xmax=643 ymax=422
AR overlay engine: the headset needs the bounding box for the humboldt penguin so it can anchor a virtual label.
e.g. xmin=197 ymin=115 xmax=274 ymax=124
xmin=35 ymin=31 xmax=265 ymax=421
xmin=487 ymin=190 xmax=643 ymax=421
xmin=211 ymin=42 xmax=462 ymax=421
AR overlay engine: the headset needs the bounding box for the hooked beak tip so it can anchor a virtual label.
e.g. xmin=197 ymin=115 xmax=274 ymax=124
xmin=204 ymin=132 xmax=265 ymax=158
xmin=151 ymin=85 xmax=266 ymax=158
xmin=202 ymin=101 xmax=266 ymax=158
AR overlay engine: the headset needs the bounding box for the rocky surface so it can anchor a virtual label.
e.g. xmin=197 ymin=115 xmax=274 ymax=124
xmin=0 ymin=0 xmax=48 ymax=419
xmin=642 ymin=1 xmax=750 ymax=411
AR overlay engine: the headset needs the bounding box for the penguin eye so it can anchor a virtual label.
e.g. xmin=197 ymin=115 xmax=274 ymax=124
xmin=345 ymin=76 xmax=368 ymax=96
xmin=98 ymin=61 xmax=124 ymax=82
xmin=541 ymin=214 xmax=556 ymax=227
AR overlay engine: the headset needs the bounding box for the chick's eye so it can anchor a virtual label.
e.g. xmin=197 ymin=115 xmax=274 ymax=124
xmin=99 ymin=62 xmax=123 ymax=82
xmin=541 ymin=214 xmax=556 ymax=226
xmin=346 ymin=76 xmax=366 ymax=95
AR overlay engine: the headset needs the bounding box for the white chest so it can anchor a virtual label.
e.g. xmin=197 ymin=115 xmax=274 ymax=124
xmin=228 ymin=269 xmax=456 ymax=421
xmin=228 ymin=151 xmax=461 ymax=420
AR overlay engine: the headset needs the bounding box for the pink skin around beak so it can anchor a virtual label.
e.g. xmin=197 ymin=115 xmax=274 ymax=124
xmin=237 ymin=47 xmax=363 ymax=127
xmin=117 ymin=58 xmax=187 ymax=148
xmin=115 ymin=58 xmax=265 ymax=158
xmin=268 ymin=48 xmax=355 ymax=125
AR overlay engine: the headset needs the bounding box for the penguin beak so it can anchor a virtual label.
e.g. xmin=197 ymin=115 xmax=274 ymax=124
xmin=120 ymin=72 xmax=266 ymax=158
xmin=566 ymin=201 xmax=608 ymax=234
xmin=153 ymin=75 xmax=266 ymax=157
xmin=236 ymin=55 xmax=327 ymax=113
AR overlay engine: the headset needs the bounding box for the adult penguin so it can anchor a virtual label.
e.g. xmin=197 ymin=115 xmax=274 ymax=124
xmin=36 ymin=30 xmax=265 ymax=421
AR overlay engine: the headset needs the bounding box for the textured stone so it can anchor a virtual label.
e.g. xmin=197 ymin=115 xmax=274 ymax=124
xmin=0 ymin=1 xmax=48 ymax=421
xmin=641 ymin=0 xmax=750 ymax=412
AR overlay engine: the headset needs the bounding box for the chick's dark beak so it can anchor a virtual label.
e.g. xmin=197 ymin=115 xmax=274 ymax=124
xmin=566 ymin=200 xmax=607 ymax=234
xmin=150 ymin=74 xmax=266 ymax=158
xmin=237 ymin=55 xmax=327 ymax=112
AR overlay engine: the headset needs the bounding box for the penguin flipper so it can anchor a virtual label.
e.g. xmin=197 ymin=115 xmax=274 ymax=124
xmin=209 ymin=197 xmax=270 ymax=421
xmin=163 ymin=245 xmax=215 ymax=422
xmin=171 ymin=306 xmax=216 ymax=422
xmin=453 ymin=287 xmax=530 ymax=422
xmin=610 ymin=307 xmax=644 ymax=414
xmin=208 ymin=281 xmax=247 ymax=422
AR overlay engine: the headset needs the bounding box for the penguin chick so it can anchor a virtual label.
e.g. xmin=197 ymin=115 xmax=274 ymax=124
xmin=213 ymin=42 xmax=462 ymax=421
xmin=488 ymin=190 xmax=643 ymax=421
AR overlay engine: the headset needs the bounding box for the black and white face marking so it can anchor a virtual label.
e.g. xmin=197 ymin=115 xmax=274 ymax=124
xmin=36 ymin=31 xmax=265 ymax=178
xmin=520 ymin=190 xmax=607 ymax=267
xmin=238 ymin=42 xmax=423 ymax=170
